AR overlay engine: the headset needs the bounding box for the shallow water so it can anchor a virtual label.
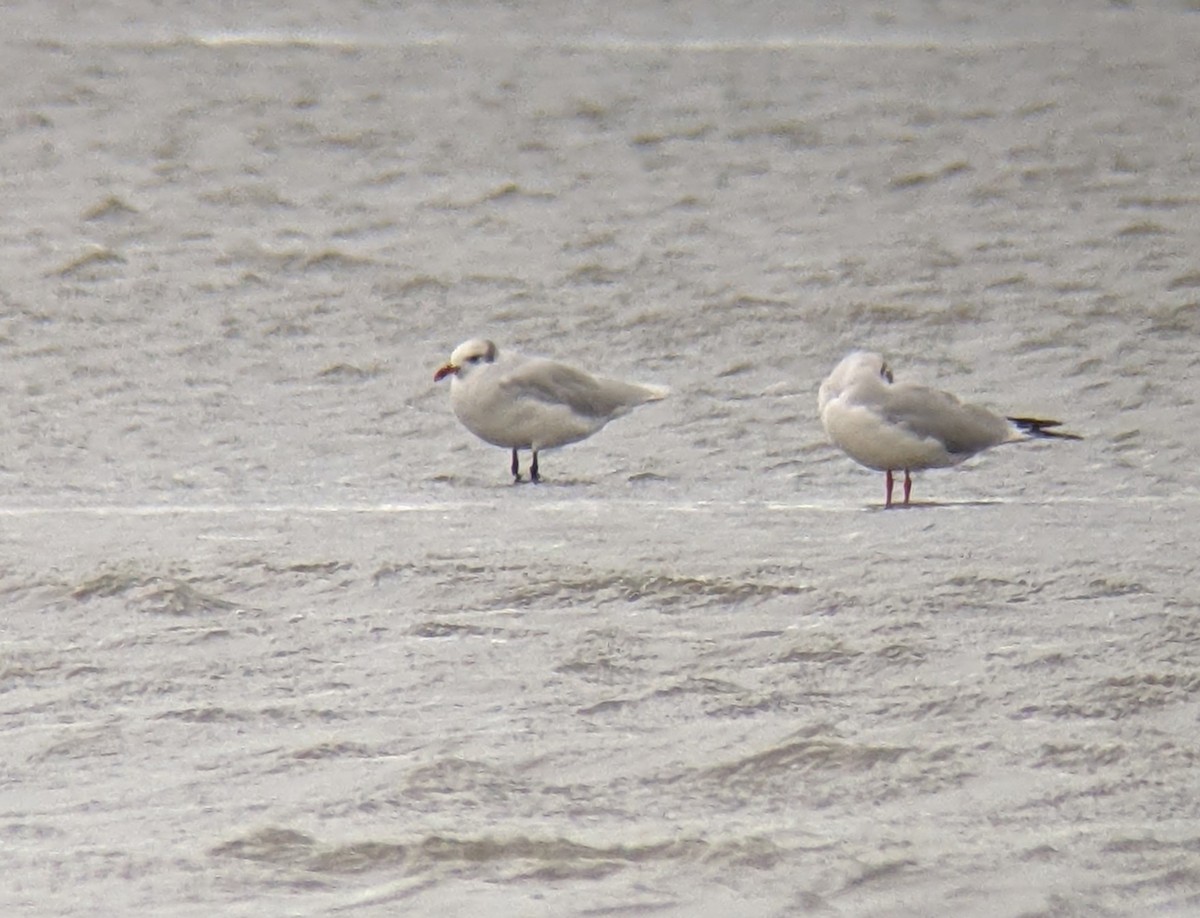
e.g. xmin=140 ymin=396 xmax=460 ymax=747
xmin=3 ymin=2 xmax=1200 ymax=915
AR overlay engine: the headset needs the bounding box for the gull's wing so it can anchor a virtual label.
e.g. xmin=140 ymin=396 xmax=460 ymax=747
xmin=875 ymin=382 xmax=1012 ymax=456
xmin=500 ymin=358 xmax=663 ymax=420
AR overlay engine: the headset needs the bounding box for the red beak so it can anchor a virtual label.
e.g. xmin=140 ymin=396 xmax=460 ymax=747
xmin=433 ymin=363 xmax=458 ymax=382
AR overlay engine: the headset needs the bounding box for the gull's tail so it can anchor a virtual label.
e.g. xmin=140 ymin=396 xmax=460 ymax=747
xmin=1007 ymin=417 xmax=1083 ymax=441
xmin=639 ymin=383 xmax=670 ymax=402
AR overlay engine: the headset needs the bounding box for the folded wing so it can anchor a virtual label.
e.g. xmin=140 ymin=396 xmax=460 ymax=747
xmin=501 ymin=358 xmax=666 ymax=420
xmin=879 ymin=383 xmax=1012 ymax=457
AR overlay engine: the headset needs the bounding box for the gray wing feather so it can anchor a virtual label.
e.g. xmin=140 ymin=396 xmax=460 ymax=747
xmin=501 ymin=359 xmax=654 ymax=419
xmin=878 ymin=383 xmax=1010 ymax=455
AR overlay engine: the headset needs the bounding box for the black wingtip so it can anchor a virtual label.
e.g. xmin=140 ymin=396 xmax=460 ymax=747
xmin=1007 ymin=417 xmax=1083 ymax=440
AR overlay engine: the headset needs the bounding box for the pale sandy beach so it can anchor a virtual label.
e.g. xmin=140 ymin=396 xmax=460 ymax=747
xmin=2 ymin=2 xmax=1199 ymax=915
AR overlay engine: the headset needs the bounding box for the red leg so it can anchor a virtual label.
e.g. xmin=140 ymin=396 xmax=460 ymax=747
xmin=885 ymin=470 xmax=895 ymax=508
xmin=903 ymin=470 xmax=912 ymax=505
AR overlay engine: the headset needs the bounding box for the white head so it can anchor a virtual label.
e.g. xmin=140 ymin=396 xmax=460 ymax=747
xmin=434 ymin=339 xmax=498 ymax=382
xmin=819 ymin=350 xmax=893 ymax=410
xmin=830 ymin=350 xmax=892 ymax=386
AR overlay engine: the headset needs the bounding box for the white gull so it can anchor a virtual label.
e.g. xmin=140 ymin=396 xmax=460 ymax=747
xmin=819 ymin=350 xmax=1081 ymax=507
xmin=434 ymin=338 xmax=668 ymax=483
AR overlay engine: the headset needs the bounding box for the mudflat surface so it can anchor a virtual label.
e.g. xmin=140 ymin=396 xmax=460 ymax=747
xmin=2 ymin=2 xmax=1199 ymax=915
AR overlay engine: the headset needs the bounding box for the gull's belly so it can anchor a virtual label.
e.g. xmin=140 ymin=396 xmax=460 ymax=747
xmin=452 ymin=384 xmax=601 ymax=450
xmin=824 ymin=404 xmax=959 ymax=472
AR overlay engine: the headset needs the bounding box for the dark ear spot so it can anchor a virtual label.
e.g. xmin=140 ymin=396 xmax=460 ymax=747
xmin=880 ymin=362 xmax=894 ymax=383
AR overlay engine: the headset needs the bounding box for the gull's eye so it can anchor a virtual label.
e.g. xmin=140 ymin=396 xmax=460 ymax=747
xmin=467 ymin=354 xmax=483 ymax=364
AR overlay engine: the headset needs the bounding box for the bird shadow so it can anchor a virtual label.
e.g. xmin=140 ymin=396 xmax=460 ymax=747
xmin=509 ymin=475 xmax=599 ymax=488
xmin=865 ymin=499 xmax=1005 ymax=512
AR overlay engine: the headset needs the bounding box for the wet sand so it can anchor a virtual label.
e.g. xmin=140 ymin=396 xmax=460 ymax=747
xmin=3 ymin=2 xmax=1200 ymax=915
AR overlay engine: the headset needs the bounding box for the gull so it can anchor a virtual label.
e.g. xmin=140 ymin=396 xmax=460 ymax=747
xmin=434 ymin=338 xmax=669 ymax=482
xmin=818 ymin=350 xmax=1081 ymax=507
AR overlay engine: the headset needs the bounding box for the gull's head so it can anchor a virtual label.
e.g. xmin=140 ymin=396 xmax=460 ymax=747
xmin=434 ymin=338 xmax=498 ymax=382
xmin=839 ymin=350 xmax=893 ymax=384
xmin=821 ymin=351 xmax=894 ymax=406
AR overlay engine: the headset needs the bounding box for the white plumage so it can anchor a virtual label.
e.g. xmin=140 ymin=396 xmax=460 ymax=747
xmin=819 ymin=351 xmax=1080 ymax=507
xmin=434 ymin=338 xmax=668 ymax=482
